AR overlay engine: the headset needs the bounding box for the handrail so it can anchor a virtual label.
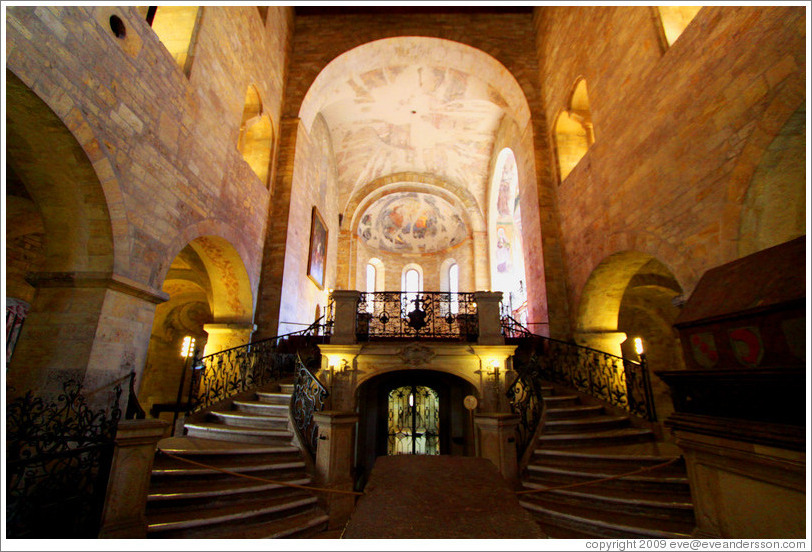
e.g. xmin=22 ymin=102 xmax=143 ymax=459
xmin=503 ymin=315 xmax=657 ymax=458
xmin=291 ymin=354 xmax=329 ymax=458
xmin=184 ymin=318 xmax=327 ymax=416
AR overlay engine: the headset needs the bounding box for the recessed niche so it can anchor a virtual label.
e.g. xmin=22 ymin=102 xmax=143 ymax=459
xmin=109 ymin=15 xmax=126 ymax=39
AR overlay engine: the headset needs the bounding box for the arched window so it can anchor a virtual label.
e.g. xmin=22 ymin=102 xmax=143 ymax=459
xmin=655 ymin=6 xmax=702 ymax=49
xmin=366 ymin=263 xmax=376 ymax=294
xmin=448 ymin=263 xmax=459 ymax=314
xmin=148 ymin=6 xmax=202 ymax=78
xmin=238 ymin=85 xmax=273 ymax=188
xmin=402 ymin=264 xmax=423 ymax=315
xmin=554 ymin=78 xmax=594 ymax=183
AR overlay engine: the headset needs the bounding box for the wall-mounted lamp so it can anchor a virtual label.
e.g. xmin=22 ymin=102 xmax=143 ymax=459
xmin=634 ymin=337 xmax=644 ymax=356
xmin=180 ymin=336 xmax=196 ymax=358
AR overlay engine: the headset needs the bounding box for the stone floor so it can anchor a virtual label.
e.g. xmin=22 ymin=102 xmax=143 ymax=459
xmin=342 ymin=455 xmax=547 ymax=539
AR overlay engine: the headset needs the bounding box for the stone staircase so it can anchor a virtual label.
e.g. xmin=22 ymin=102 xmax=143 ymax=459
xmin=145 ymin=383 xmax=329 ymax=539
xmin=519 ymin=383 xmax=696 ymax=539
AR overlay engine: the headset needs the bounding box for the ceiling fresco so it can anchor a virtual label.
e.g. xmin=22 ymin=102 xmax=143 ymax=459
xmin=317 ymin=61 xmax=507 ymax=211
xmin=357 ymin=192 xmax=469 ymax=254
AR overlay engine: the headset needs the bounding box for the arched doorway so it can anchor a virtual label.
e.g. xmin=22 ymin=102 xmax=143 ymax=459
xmin=387 ymin=385 xmax=440 ymax=455
xmin=355 ymin=370 xmax=476 ymax=486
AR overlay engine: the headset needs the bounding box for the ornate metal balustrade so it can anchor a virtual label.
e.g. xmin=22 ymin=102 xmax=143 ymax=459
xmin=504 ymin=316 xmax=657 ymax=458
xmin=186 ymin=319 xmax=326 ymax=414
xmin=357 ymin=291 xmax=478 ymax=340
xmin=6 ymin=376 xmax=124 ymax=538
xmin=291 ymin=355 xmax=328 ymax=457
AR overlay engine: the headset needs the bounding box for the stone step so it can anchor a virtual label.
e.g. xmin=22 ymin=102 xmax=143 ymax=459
xmin=152 ymin=508 xmax=329 ymax=539
xmin=532 ymin=449 xmax=686 ymax=475
xmin=255 ymin=391 xmax=292 ymax=405
xmin=537 ymin=427 xmax=654 ymax=448
xmin=279 ymin=383 xmax=296 ymax=394
xmin=520 ymin=485 xmax=695 ymax=524
xmin=520 ymin=498 xmax=693 ymax=539
xmin=540 ymin=386 xmax=555 ymax=397
xmin=147 ymin=490 xmax=319 ymax=536
xmin=148 ymin=474 xmax=313 ymax=502
xmin=157 ymin=436 xmax=298 ymax=457
xmin=541 ymin=394 xmax=581 ymax=408
xmin=543 ymin=414 xmax=630 ymax=434
xmin=525 ymin=464 xmax=691 ymax=497
xmin=544 ymin=404 xmax=605 ymax=419
xmin=209 ymin=410 xmax=290 ymax=430
xmin=184 ymin=422 xmax=293 ymax=444
xmin=233 ymin=399 xmax=289 ymax=416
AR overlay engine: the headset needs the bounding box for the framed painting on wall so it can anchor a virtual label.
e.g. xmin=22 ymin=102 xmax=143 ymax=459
xmin=307 ymin=206 xmax=327 ymax=290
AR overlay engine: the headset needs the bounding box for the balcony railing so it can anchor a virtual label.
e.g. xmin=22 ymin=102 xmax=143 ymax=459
xmin=357 ymin=291 xmax=478 ymax=341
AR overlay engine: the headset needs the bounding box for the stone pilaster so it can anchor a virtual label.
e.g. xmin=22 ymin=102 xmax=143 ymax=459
xmin=312 ymin=411 xmax=359 ymax=529
xmin=474 ymin=413 xmax=520 ymax=487
xmin=474 ymin=291 xmax=505 ymax=345
xmin=98 ymin=418 xmax=169 ymax=538
xmin=329 ymin=290 xmax=361 ymax=345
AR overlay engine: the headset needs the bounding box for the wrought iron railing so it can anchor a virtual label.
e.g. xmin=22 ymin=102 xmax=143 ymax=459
xmin=186 ymin=319 xmax=327 ymax=414
xmin=504 ymin=316 xmax=657 ymax=458
xmin=357 ymin=291 xmax=478 ymax=340
xmin=291 ymin=355 xmax=329 ymax=457
xmin=6 ymin=376 xmax=124 ymax=538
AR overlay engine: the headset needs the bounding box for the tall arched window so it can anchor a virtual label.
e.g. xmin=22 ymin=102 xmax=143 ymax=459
xmin=366 ymin=263 xmax=376 ymax=294
xmin=402 ymin=264 xmax=423 ymax=315
xmin=238 ymin=85 xmax=273 ymax=188
xmin=448 ymin=263 xmax=459 ymax=314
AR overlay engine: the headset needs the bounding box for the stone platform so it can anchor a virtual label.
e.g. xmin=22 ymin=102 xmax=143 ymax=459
xmin=342 ymin=455 xmax=546 ymax=539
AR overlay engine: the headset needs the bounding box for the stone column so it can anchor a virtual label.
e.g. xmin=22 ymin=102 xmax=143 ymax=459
xmin=312 ymin=411 xmax=359 ymax=529
xmin=329 ymin=290 xmax=361 ymax=345
xmin=98 ymin=418 xmax=168 ymax=538
xmin=7 ymin=272 xmax=167 ymax=411
xmin=474 ymin=413 xmax=520 ymax=487
xmin=202 ymin=322 xmax=256 ymax=356
xmin=474 ymin=291 xmax=504 ymax=345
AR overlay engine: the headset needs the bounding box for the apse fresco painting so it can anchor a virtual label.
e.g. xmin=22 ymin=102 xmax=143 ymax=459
xmin=358 ymin=192 xmax=469 ymax=254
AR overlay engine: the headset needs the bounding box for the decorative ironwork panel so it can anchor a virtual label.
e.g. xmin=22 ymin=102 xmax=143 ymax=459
xmin=291 ymin=356 xmax=328 ymax=457
xmin=504 ymin=315 xmax=657 ymax=458
xmin=6 ymin=379 xmax=122 ymax=538
xmin=358 ymin=291 xmax=477 ymax=340
xmin=387 ymin=385 xmax=440 ymax=456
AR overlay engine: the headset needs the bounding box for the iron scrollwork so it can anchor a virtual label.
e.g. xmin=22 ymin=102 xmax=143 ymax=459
xmin=6 ymin=378 xmax=123 ymax=538
xmin=291 ymin=355 xmax=328 ymax=456
xmin=357 ymin=291 xmax=478 ymax=340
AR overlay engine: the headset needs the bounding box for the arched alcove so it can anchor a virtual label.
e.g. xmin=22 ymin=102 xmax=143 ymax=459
xmin=149 ymin=6 xmax=202 ymax=77
xmin=576 ymin=251 xmax=685 ymax=423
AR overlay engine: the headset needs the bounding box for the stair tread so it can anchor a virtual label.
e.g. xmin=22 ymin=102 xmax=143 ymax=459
xmin=149 ymin=475 xmax=313 ymax=500
xmin=147 ymin=491 xmax=317 ymax=530
xmin=545 ymin=415 xmax=629 ymax=426
xmin=526 ymin=463 xmax=689 ymax=483
xmin=234 ymin=400 xmax=288 ymax=409
xmin=158 ymin=436 xmax=298 ymax=456
xmin=534 ymin=449 xmax=680 ymax=463
xmin=521 ymin=482 xmax=694 ymax=509
xmin=520 ymin=498 xmax=694 ymax=537
xmin=213 ymin=409 xmax=288 ymax=419
xmin=185 ymin=422 xmax=292 ymax=437
xmin=538 ymin=427 xmax=653 ymax=440
xmin=152 ymin=459 xmax=306 ymax=476
xmin=159 ymin=508 xmax=329 ymax=539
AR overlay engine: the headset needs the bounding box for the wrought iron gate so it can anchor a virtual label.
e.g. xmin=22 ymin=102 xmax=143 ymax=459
xmin=387 ymin=385 xmax=440 ymax=455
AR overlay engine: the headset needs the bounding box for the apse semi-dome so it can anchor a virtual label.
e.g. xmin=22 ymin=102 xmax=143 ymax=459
xmin=357 ymin=192 xmax=469 ymax=254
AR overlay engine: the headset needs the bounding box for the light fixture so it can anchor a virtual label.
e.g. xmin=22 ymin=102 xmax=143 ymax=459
xmin=634 ymin=337 xmax=644 ymax=356
xmin=180 ymin=336 xmax=196 ymax=358
xmin=409 ymin=392 xmax=414 ymax=407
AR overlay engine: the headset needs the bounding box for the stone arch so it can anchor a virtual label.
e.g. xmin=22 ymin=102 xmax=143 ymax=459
xmin=238 ymin=83 xmax=274 ymax=188
xmin=737 ymin=102 xmax=806 ymax=258
xmin=575 ymin=251 xmax=685 ymax=422
xmin=721 ymin=74 xmax=805 ymax=260
xmin=140 ymin=234 xmax=255 ymax=417
xmin=554 ymin=77 xmax=594 ymax=183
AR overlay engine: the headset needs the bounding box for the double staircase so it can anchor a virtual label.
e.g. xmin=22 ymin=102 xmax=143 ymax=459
xmin=519 ymin=383 xmax=696 ymax=538
xmin=145 ymin=382 xmax=329 ymax=539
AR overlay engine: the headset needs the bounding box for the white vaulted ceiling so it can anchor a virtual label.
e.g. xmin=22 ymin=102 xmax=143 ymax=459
xmin=299 ymin=37 xmax=531 ymax=245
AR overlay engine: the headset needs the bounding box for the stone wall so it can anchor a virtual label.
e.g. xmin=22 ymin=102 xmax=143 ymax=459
xmin=534 ymin=6 xmax=806 ymax=332
xmin=5 ymin=6 xmax=293 ymax=393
